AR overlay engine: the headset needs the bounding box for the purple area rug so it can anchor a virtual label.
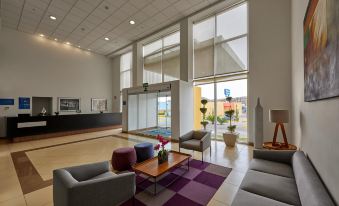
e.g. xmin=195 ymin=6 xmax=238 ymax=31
xmin=121 ymin=159 xmax=232 ymax=206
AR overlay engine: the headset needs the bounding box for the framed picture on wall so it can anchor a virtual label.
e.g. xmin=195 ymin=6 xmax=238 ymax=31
xmin=19 ymin=97 xmax=30 ymax=109
xmin=304 ymin=0 xmax=339 ymax=101
xmin=58 ymin=98 xmax=81 ymax=112
xmin=91 ymin=98 xmax=107 ymax=112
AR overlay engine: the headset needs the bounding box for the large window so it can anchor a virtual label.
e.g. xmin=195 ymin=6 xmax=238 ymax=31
xmin=120 ymin=52 xmax=132 ymax=90
xmin=193 ymin=3 xmax=248 ymax=79
xmin=193 ymin=3 xmax=248 ymax=142
xmin=120 ymin=52 xmax=132 ymax=112
xmin=143 ymin=31 xmax=180 ymax=84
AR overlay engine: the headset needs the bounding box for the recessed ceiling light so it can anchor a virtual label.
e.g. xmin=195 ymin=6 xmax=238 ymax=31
xmin=129 ymin=20 xmax=135 ymax=25
xmin=39 ymin=34 xmax=44 ymax=37
xmin=78 ymin=45 xmax=81 ymax=48
xmin=54 ymin=38 xmax=58 ymax=41
xmin=49 ymin=15 xmax=57 ymax=20
xmin=104 ymin=37 xmax=110 ymax=41
xmin=65 ymin=42 xmax=71 ymax=45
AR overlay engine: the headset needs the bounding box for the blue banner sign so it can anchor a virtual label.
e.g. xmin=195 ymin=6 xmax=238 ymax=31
xmin=224 ymin=89 xmax=231 ymax=97
xmin=0 ymin=98 xmax=15 ymax=105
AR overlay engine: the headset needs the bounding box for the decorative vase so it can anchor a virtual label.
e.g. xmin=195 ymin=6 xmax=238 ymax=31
xmin=158 ymin=150 xmax=168 ymax=164
xmin=223 ymin=132 xmax=239 ymax=147
xmin=254 ymin=97 xmax=263 ymax=149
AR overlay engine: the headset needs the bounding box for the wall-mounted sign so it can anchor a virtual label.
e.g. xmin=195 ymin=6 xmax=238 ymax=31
xmin=19 ymin=97 xmax=30 ymax=109
xmin=0 ymin=98 xmax=14 ymax=105
xmin=224 ymin=89 xmax=231 ymax=97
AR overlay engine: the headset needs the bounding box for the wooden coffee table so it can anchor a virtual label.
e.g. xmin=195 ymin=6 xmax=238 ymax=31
xmin=132 ymin=150 xmax=191 ymax=195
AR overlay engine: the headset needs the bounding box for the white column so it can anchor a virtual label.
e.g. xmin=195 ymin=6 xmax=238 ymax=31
xmin=180 ymin=18 xmax=193 ymax=82
xmin=132 ymin=42 xmax=143 ymax=87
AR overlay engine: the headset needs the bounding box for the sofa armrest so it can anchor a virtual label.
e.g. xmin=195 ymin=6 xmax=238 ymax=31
xmin=70 ymin=172 xmax=136 ymax=206
xmin=253 ymin=149 xmax=296 ymax=164
xmin=53 ymin=169 xmax=78 ymax=206
xmin=179 ymin=131 xmax=194 ymax=143
xmin=200 ymin=132 xmax=211 ymax=150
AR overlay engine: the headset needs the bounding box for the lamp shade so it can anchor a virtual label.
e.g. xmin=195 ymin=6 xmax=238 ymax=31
xmin=269 ymin=110 xmax=289 ymax=123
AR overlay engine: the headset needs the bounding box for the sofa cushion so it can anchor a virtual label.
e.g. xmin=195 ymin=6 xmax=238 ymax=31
xmin=292 ymin=151 xmax=335 ymax=206
xmin=232 ymin=189 xmax=293 ymax=206
xmin=249 ymin=159 xmax=294 ymax=178
xmin=88 ymin=171 xmax=115 ymax=181
xmin=240 ymin=170 xmax=301 ymax=206
xmin=181 ymin=139 xmax=200 ymax=150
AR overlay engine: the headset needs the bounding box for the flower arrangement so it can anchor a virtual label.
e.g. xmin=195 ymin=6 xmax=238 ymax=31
xmin=154 ymin=135 xmax=169 ymax=164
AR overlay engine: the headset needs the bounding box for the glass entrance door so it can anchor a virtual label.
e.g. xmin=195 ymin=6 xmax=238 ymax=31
xmin=157 ymin=91 xmax=171 ymax=129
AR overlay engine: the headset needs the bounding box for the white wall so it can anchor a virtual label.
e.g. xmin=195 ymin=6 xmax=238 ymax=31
xmin=0 ymin=28 xmax=114 ymax=136
xmin=248 ymin=0 xmax=292 ymax=143
xmin=291 ymin=0 xmax=339 ymax=203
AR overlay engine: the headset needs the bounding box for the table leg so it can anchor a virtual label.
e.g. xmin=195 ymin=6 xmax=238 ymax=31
xmin=154 ymin=177 xmax=157 ymax=196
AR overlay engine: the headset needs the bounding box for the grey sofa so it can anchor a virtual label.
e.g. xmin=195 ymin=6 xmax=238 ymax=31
xmin=53 ymin=161 xmax=135 ymax=206
xmin=231 ymin=150 xmax=335 ymax=206
xmin=179 ymin=130 xmax=211 ymax=162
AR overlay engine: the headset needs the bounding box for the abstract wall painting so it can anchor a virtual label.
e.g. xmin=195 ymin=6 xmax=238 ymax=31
xmin=91 ymin=98 xmax=108 ymax=112
xmin=19 ymin=97 xmax=30 ymax=109
xmin=304 ymin=0 xmax=339 ymax=101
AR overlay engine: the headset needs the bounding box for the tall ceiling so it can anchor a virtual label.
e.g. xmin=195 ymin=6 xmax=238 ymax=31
xmin=0 ymin=0 xmax=219 ymax=56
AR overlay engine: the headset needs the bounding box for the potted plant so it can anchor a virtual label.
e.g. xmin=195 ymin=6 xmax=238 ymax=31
xmin=154 ymin=135 xmax=170 ymax=164
xmin=200 ymin=99 xmax=209 ymax=130
xmin=223 ymin=97 xmax=239 ymax=147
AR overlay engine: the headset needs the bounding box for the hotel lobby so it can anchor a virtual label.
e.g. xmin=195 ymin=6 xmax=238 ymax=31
xmin=0 ymin=0 xmax=338 ymax=205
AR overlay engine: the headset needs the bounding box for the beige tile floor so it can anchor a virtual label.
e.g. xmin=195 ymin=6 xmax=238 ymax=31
xmin=0 ymin=129 xmax=252 ymax=206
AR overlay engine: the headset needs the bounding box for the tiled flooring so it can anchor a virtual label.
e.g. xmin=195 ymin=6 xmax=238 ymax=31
xmin=0 ymin=129 xmax=252 ymax=206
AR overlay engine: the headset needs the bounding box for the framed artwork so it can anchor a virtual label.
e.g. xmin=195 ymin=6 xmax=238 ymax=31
xmin=58 ymin=98 xmax=80 ymax=112
xmin=19 ymin=97 xmax=30 ymax=109
xmin=304 ymin=0 xmax=339 ymax=101
xmin=91 ymin=98 xmax=108 ymax=112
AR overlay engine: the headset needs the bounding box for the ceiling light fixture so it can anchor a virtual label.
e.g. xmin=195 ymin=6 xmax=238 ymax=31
xmin=49 ymin=15 xmax=57 ymax=20
xmin=78 ymin=45 xmax=81 ymax=48
xmin=54 ymin=38 xmax=58 ymax=41
xmin=65 ymin=42 xmax=71 ymax=45
xmin=129 ymin=20 xmax=135 ymax=25
xmin=39 ymin=34 xmax=44 ymax=37
xmin=88 ymin=48 xmax=91 ymax=51
xmin=104 ymin=37 xmax=110 ymax=41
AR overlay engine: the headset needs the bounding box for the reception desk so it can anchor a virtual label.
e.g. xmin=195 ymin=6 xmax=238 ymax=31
xmin=6 ymin=113 xmax=122 ymax=141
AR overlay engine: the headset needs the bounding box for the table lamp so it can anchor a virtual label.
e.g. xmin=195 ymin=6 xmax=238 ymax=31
xmin=269 ymin=110 xmax=289 ymax=148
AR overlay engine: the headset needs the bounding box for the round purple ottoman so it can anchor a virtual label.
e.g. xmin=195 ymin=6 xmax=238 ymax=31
xmin=112 ymin=147 xmax=136 ymax=171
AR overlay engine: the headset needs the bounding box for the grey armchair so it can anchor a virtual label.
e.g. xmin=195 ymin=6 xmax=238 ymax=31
xmin=179 ymin=130 xmax=211 ymax=162
xmin=53 ymin=161 xmax=135 ymax=206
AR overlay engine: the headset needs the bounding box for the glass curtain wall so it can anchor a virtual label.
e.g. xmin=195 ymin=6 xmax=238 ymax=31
xmin=193 ymin=2 xmax=248 ymax=142
xmin=143 ymin=31 xmax=180 ymax=84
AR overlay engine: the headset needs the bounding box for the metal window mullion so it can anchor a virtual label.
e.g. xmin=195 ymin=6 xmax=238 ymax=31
xmin=161 ymin=37 xmax=164 ymax=83
xmin=213 ymin=15 xmax=217 ymax=140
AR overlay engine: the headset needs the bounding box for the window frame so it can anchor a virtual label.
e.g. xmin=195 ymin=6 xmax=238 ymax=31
xmin=142 ymin=30 xmax=180 ymax=84
xmin=193 ymin=1 xmax=249 ymax=80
